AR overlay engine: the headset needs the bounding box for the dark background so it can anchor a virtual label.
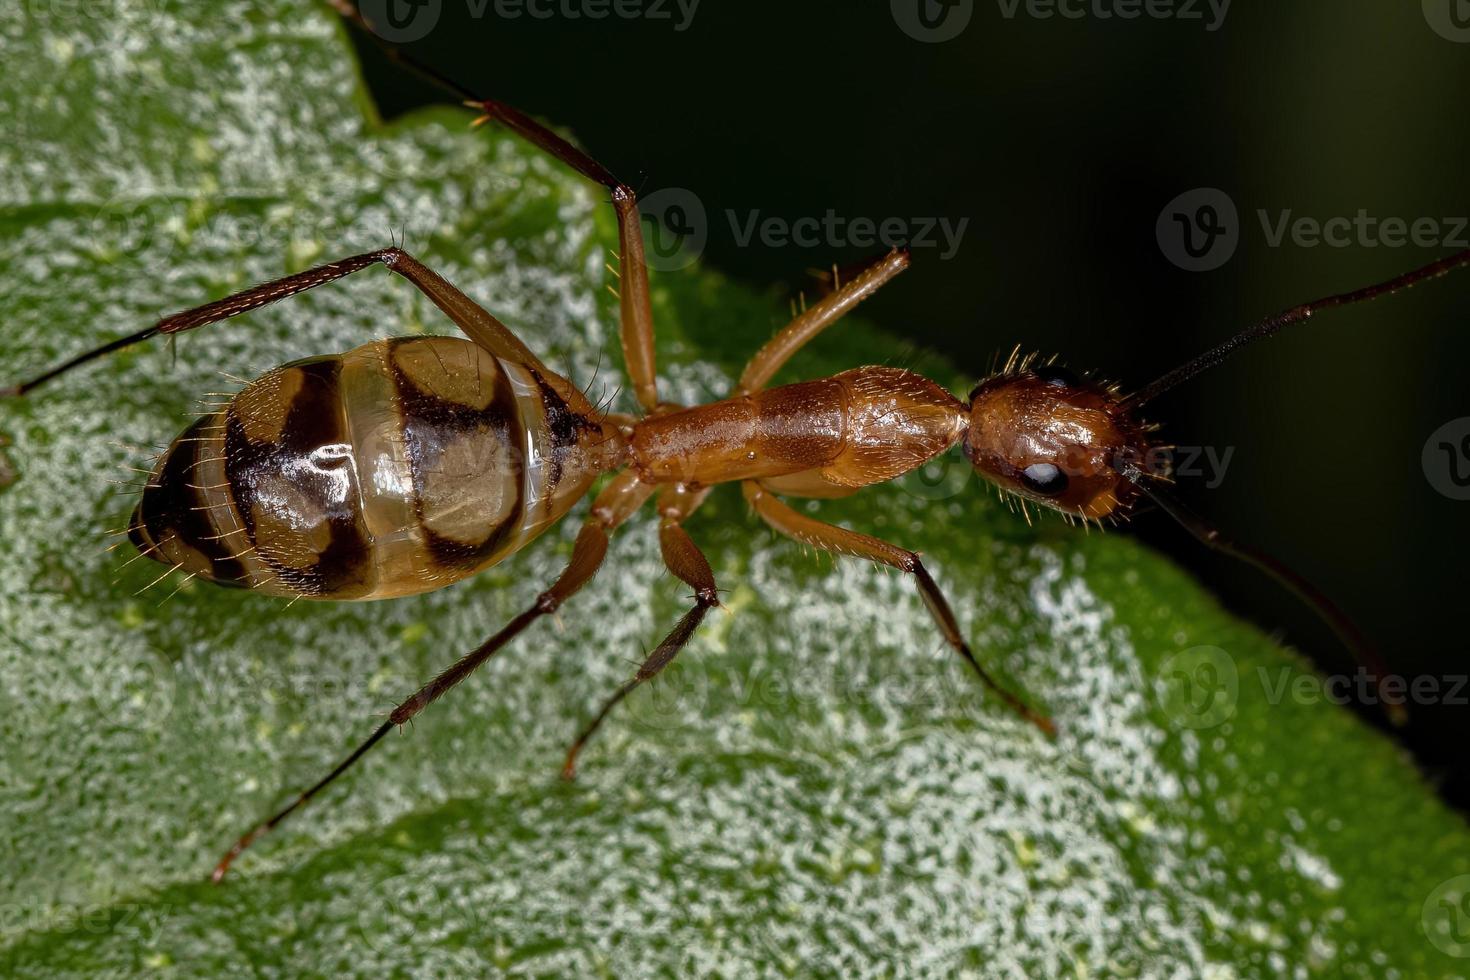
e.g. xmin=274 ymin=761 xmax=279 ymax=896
xmin=343 ymin=1 xmax=1470 ymax=808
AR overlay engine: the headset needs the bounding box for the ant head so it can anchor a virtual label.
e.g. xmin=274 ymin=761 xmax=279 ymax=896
xmin=963 ymin=361 xmax=1158 ymax=521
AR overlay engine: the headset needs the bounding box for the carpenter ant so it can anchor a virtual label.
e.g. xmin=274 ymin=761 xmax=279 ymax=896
xmin=4 ymin=1 xmax=1466 ymax=880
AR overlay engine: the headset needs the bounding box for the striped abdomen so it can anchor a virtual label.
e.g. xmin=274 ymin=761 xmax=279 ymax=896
xmin=130 ymin=337 xmax=621 ymax=600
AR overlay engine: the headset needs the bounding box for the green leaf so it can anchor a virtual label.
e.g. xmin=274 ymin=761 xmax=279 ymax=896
xmin=2 ymin=3 xmax=1467 ymax=976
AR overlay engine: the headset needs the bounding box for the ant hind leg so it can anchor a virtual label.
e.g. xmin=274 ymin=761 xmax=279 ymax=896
xmin=333 ymin=0 xmax=663 ymax=414
xmin=561 ymin=484 xmax=719 ymax=779
xmin=1 ymin=247 xmax=553 ymax=397
xmin=210 ymin=471 xmax=655 ymax=882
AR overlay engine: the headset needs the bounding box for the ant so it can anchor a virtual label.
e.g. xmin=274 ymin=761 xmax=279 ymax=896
xmin=3 ymin=1 xmax=1467 ymax=881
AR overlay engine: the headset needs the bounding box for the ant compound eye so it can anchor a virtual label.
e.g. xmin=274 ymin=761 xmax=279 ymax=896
xmin=1032 ymin=365 xmax=1079 ymax=388
xmin=1021 ymin=462 xmax=1069 ymax=496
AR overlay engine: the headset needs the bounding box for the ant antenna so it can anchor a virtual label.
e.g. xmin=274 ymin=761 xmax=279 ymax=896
xmin=327 ymin=1 xmax=480 ymax=103
xmin=1116 ymin=461 xmax=1408 ymax=726
xmin=1126 ymin=247 xmax=1470 ymax=409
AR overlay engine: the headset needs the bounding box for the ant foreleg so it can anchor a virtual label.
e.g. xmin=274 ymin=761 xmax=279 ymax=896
xmin=736 ymin=248 xmax=910 ymax=395
xmin=331 ymin=0 xmax=661 ymax=414
xmin=561 ymin=485 xmax=719 ymax=779
xmin=741 ymin=480 xmax=1055 ymax=736
xmin=1 ymin=247 xmax=552 ymax=397
xmin=211 ymin=471 xmax=655 ymax=882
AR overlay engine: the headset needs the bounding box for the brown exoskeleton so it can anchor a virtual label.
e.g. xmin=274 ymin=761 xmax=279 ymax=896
xmin=4 ymin=2 xmax=1468 ymax=881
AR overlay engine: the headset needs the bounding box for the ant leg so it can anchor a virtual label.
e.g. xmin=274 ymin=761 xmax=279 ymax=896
xmin=742 ymin=480 xmax=1054 ymax=735
xmin=211 ymin=470 xmax=654 ymax=882
xmin=1 ymin=247 xmax=552 ymax=398
xmin=561 ymin=484 xmax=718 ymax=779
xmin=736 ymin=248 xmax=910 ymax=394
xmin=332 ymin=1 xmax=661 ymax=414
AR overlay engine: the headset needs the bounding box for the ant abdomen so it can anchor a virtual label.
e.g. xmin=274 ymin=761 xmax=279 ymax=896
xmin=129 ymin=337 xmax=618 ymax=601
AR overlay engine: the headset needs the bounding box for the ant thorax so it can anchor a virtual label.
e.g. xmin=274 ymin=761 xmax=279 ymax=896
xmin=963 ymin=362 xmax=1159 ymax=523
